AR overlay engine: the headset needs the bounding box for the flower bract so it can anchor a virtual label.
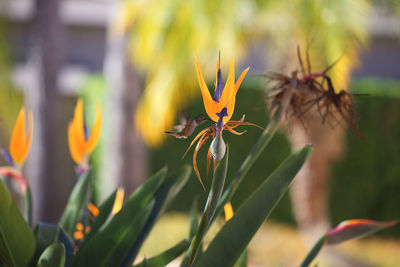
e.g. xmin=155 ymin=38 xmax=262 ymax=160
xmin=10 ymin=107 xmax=33 ymax=167
xmin=68 ymin=99 xmax=102 ymax=165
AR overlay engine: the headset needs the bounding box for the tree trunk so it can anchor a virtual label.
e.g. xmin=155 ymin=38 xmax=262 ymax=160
xmin=25 ymin=0 xmax=65 ymax=223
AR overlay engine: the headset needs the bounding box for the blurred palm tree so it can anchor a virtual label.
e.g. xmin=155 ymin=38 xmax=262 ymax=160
xmin=118 ymin=0 xmax=261 ymax=146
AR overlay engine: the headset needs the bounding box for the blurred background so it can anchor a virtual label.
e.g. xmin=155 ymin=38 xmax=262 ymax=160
xmin=0 ymin=0 xmax=400 ymax=266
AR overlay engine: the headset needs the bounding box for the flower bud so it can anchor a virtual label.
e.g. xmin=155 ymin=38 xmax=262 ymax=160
xmin=210 ymin=132 xmax=226 ymax=161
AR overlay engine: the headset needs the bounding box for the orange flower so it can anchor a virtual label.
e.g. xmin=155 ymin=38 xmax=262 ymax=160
xmin=194 ymin=56 xmax=249 ymax=124
xmin=183 ymin=56 xmax=261 ymax=188
xmin=166 ymin=55 xmax=261 ymax=188
xmin=0 ymin=107 xmax=33 ymax=192
xmin=68 ymin=99 xmax=102 ymax=165
xmin=9 ymin=108 xmax=33 ymax=167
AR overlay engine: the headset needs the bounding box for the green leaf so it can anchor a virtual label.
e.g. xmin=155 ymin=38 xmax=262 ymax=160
xmin=326 ymin=219 xmax=399 ymax=245
xmin=135 ymin=239 xmax=190 ymax=267
xmin=213 ymin=119 xmax=279 ymax=224
xmin=36 ymin=243 xmax=66 ymax=267
xmin=73 ymin=201 xmax=154 ymax=267
xmin=73 ymin=167 xmax=167 ymax=267
xmin=299 ymin=235 xmax=326 ymax=267
xmin=80 ymin=189 xmax=119 ymax=247
xmin=60 ymin=171 xmax=92 ymax=236
xmin=122 ymin=165 xmax=191 ymax=266
xmin=182 ymin=147 xmax=229 ymax=267
xmin=33 ymin=223 xmax=74 ymax=267
xmin=194 ymin=145 xmax=312 ymax=267
xmin=162 ymin=165 xmax=192 ymax=212
xmin=0 ymin=180 xmax=36 ymax=267
xmin=234 ymin=249 xmax=248 ymax=267
xmin=300 ymin=219 xmax=399 ymax=266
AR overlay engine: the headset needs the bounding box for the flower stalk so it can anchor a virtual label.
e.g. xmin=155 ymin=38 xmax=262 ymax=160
xmin=182 ymin=146 xmax=229 ymax=267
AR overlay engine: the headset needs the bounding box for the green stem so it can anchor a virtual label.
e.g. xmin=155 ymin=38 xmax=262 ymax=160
xmin=181 ymin=147 xmax=229 ymax=267
xmin=23 ymin=184 xmax=33 ymax=227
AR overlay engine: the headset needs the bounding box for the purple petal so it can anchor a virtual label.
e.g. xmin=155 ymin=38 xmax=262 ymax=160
xmin=0 ymin=149 xmax=15 ymax=166
xmin=216 ymin=107 xmax=228 ymax=132
xmin=213 ymin=53 xmax=224 ymax=102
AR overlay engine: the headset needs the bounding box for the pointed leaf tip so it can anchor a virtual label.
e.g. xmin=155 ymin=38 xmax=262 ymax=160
xmin=326 ymin=219 xmax=399 ymax=245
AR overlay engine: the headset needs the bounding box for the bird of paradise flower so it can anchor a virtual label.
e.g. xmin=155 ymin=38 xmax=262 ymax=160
xmin=167 ymin=54 xmax=262 ymax=188
xmin=68 ymin=99 xmax=102 ymax=175
xmin=0 ymin=107 xmax=33 ymax=192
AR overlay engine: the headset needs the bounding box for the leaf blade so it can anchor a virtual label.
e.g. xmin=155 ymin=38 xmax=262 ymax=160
xmin=194 ymin=145 xmax=312 ymax=267
xmin=0 ymin=180 xmax=36 ymax=267
xmin=60 ymin=171 xmax=92 ymax=236
xmin=36 ymin=243 xmax=66 ymax=267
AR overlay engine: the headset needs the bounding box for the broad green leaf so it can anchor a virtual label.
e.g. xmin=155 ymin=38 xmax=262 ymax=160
xmin=73 ymin=167 xmax=167 ymax=267
xmin=122 ymin=166 xmax=191 ymax=266
xmin=73 ymin=201 xmax=154 ymax=267
xmin=135 ymin=239 xmax=190 ymax=267
xmin=213 ymin=119 xmax=279 ymax=223
xmin=36 ymin=243 xmax=66 ymax=267
xmin=33 ymin=223 xmax=74 ymax=267
xmin=194 ymin=145 xmax=312 ymax=267
xmin=300 ymin=219 xmax=399 ymax=267
xmin=299 ymin=235 xmax=326 ymax=267
xmin=60 ymin=171 xmax=92 ymax=236
xmin=182 ymin=147 xmax=229 ymax=267
xmin=161 ymin=165 xmax=192 ymax=212
xmin=0 ymin=180 xmax=35 ymax=266
xmin=80 ymin=189 xmax=119 ymax=247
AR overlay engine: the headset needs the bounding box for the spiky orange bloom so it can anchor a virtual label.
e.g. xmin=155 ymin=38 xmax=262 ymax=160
xmin=182 ymin=57 xmax=261 ymax=188
xmin=195 ymin=57 xmax=249 ymax=123
xmin=68 ymin=99 xmax=102 ymax=165
xmin=10 ymin=108 xmax=33 ymax=166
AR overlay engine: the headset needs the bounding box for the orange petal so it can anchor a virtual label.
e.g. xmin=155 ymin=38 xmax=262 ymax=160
xmin=111 ymin=188 xmax=124 ymax=215
xmin=234 ymin=67 xmax=250 ymax=94
xmin=224 ymin=66 xmax=249 ymax=123
xmin=219 ymin=59 xmax=237 ymax=123
xmin=219 ymin=59 xmax=236 ymax=109
xmin=224 ymin=124 xmax=246 ymax=135
xmin=76 ymin=222 xmax=84 ymax=231
xmin=195 ymin=57 xmax=219 ymax=122
xmin=21 ymin=110 xmax=33 ymax=165
xmin=182 ymin=127 xmax=210 ymax=159
xmin=73 ymin=231 xmax=84 ymax=240
xmin=85 ymin=102 xmax=102 ymax=156
xmin=68 ymin=122 xmax=84 ymax=164
xmin=224 ymin=202 xmax=234 ymax=221
xmin=206 ymin=145 xmax=212 ymax=180
xmin=73 ymin=100 xmax=86 ymax=149
xmin=88 ymin=202 xmax=99 ymax=217
xmin=193 ymin=133 xmax=209 ymax=190
xmin=10 ymin=108 xmax=27 ymax=165
xmin=68 ymin=100 xmax=86 ymax=164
